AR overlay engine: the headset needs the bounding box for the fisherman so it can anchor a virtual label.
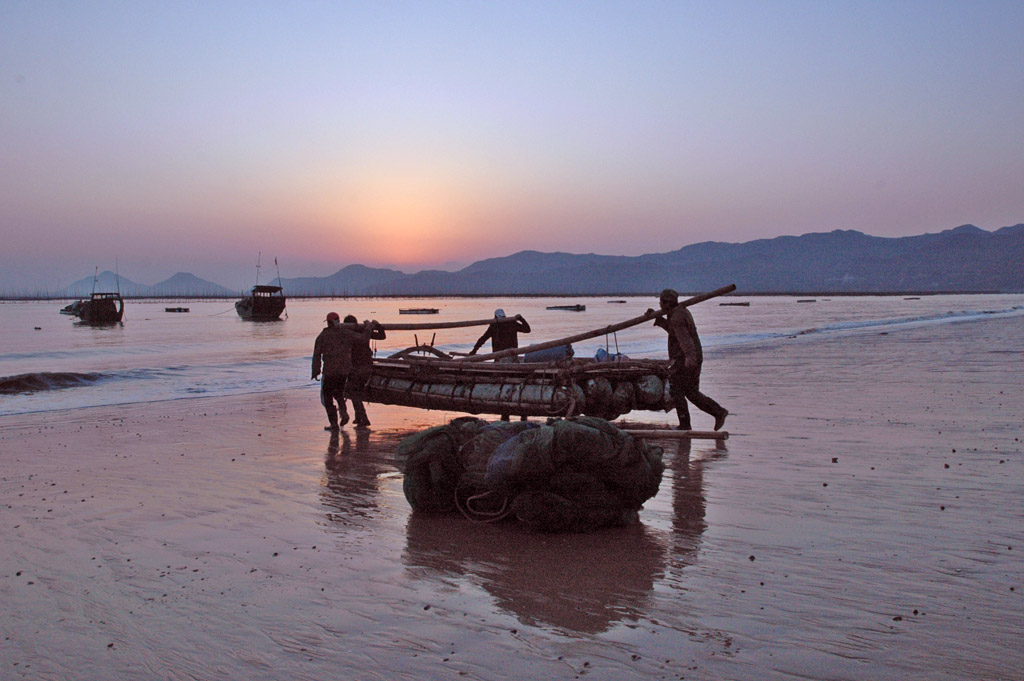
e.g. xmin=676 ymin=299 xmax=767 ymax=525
xmin=655 ymin=289 xmax=728 ymax=431
xmin=468 ymin=309 xmax=531 ymax=357
xmin=312 ymin=312 xmax=372 ymax=431
xmin=469 ymin=309 xmax=531 ymax=421
xmin=343 ymin=314 xmax=386 ymax=428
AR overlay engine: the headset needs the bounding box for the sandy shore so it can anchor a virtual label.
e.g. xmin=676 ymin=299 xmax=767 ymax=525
xmin=2 ymin=315 xmax=1023 ymax=680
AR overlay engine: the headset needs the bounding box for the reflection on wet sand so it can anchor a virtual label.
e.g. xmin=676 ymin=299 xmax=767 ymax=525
xmin=670 ymin=439 xmax=727 ymax=560
xmin=320 ymin=429 xmax=383 ymax=524
xmin=399 ymin=437 xmax=727 ymax=634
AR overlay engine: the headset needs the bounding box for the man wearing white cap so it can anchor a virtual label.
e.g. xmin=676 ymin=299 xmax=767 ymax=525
xmin=469 ymin=309 xmax=531 ymax=421
xmin=469 ymin=309 xmax=531 ymax=357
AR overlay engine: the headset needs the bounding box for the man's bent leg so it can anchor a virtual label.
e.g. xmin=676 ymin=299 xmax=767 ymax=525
xmin=680 ymin=371 xmax=727 ymax=430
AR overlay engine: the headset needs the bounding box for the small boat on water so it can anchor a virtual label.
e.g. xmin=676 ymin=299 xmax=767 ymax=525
xmin=399 ymin=308 xmax=440 ymax=315
xmin=165 ymin=307 xmax=190 ymax=313
xmin=236 ymin=254 xmax=286 ymax=321
xmin=607 ymin=300 xmax=627 ymax=304
xmin=719 ymin=302 xmax=750 ymax=307
xmin=63 ymin=292 xmax=125 ymax=323
xmin=797 ymin=299 xmax=817 ymax=303
xmin=236 ymin=285 xmax=286 ymax=321
xmin=62 ymin=268 xmax=125 ymax=324
xmin=547 ymin=304 xmax=586 ymax=312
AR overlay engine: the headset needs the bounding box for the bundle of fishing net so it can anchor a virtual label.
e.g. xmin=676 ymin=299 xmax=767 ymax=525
xmin=396 ymin=415 xmax=664 ymax=532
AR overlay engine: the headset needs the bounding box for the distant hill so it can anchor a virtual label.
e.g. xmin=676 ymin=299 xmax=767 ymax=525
xmin=278 ymin=223 xmax=1024 ymax=295
xmin=148 ymin=272 xmax=235 ymax=297
xmin=275 ymin=264 xmax=407 ymax=296
xmin=62 ymin=271 xmax=234 ymax=297
xmin=52 ymin=223 xmax=1024 ymax=297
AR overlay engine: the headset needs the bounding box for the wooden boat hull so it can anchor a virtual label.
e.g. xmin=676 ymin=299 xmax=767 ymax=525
xmin=235 ymin=286 xmax=286 ymax=321
xmin=64 ymin=294 xmax=123 ymax=324
xmin=361 ymin=357 xmax=671 ymax=419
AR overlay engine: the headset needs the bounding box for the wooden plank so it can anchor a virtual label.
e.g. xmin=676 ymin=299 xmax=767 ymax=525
xmin=622 ymin=429 xmax=729 ymax=440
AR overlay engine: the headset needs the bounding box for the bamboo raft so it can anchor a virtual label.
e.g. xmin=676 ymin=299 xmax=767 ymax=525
xmin=365 ymin=355 xmax=670 ymax=420
xmin=354 ymin=285 xmax=737 ymax=422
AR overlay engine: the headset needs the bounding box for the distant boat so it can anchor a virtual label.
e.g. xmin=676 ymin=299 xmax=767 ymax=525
xmin=546 ymin=304 xmax=586 ymax=311
xmin=63 ymin=292 xmax=124 ymax=323
xmin=607 ymin=300 xmax=627 ymax=304
xmin=62 ymin=267 xmax=124 ymax=324
xmin=904 ymin=297 xmax=920 ymax=300
xmin=165 ymin=307 xmax=190 ymax=313
xmin=236 ymin=253 xmax=286 ymax=321
xmin=236 ymin=285 xmax=286 ymax=321
xmin=399 ymin=308 xmax=439 ymax=315
xmin=797 ymin=299 xmax=817 ymax=303
xmin=719 ymin=302 xmax=750 ymax=307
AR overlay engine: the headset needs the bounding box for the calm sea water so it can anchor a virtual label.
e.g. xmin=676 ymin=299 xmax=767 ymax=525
xmin=2 ymin=294 xmax=1023 ymax=417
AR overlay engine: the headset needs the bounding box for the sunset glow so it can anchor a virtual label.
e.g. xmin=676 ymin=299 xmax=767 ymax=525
xmin=2 ymin=1 xmax=1023 ymax=290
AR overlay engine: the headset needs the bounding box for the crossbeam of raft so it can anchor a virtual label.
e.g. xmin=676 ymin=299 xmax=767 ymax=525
xmin=367 ymin=317 xmax=503 ymax=331
xmin=623 ymin=429 xmax=729 ymax=440
xmin=462 ymin=284 xmax=737 ymax=363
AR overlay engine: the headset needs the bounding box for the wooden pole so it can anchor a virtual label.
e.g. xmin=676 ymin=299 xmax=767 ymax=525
xmin=622 ymin=429 xmax=729 ymax=440
xmin=341 ymin=317 xmax=502 ymax=332
xmin=462 ymin=283 xmax=737 ymax=363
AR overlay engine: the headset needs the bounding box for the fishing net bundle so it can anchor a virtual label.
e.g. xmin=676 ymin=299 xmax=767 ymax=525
xmin=396 ymin=415 xmax=665 ymax=532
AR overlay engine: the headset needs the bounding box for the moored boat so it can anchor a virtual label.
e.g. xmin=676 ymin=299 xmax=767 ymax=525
xmin=236 ymin=253 xmax=286 ymax=321
xmin=235 ymin=285 xmax=286 ymax=321
xmin=62 ymin=268 xmax=125 ymax=324
xmin=399 ymin=308 xmax=440 ymax=314
xmin=78 ymin=292 xmax=125 ymax=323
xmin=546 ymin=304 xmax=586 ymax=311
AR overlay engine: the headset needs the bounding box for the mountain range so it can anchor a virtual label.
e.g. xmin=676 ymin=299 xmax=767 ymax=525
xmin=55 ymin=223 xmax=1024 ymax=297
xmin=62 ymin=271 xmax=236 ymax=298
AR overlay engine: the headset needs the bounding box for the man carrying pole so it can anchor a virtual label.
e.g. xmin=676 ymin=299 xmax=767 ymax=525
xmin=655 ymin=288 xmax=728 ymax=431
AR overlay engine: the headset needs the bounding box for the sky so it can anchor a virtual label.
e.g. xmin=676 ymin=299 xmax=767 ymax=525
xmin=2 ymin=1 xmax=1023 ymax=292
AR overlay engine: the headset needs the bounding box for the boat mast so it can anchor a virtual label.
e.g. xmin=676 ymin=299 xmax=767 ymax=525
xmin=255 ymin=251 xmax=262 ymax=287
xmin=91 ymin=267 xmax=99 ymax=295
xmin=115 ymin=258 xmax=121 ymax=296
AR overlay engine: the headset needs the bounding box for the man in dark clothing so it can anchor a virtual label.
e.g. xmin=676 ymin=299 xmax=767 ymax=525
xmin=468 ymin=309 xmax=531 ymax=356
xmin=343 ymin=314 xmax=386 ymax=428
xmin=469 ymin=309 xmax=531 ymax=421
xmin=312 ymin=312 xmax=371 ymax=431
xmin=655 ymin=289 xmax=728 ymax=431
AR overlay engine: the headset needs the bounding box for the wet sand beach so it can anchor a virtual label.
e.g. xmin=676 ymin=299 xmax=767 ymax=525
xmin=2 ymin=314 xmax=1022 ymax=680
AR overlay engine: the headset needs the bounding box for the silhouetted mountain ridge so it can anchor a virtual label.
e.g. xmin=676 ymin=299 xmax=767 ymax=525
xmin=63 ymin=271 xmax=234 ymax=297
xmin=55 ymin=223 xmax=1024 ymax=296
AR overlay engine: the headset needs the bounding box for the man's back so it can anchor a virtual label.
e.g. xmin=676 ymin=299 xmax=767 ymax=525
xmin=314 ymin=326 xmax=369 ymax=376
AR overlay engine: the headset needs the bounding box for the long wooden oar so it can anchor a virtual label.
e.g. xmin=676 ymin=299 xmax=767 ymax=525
xmin=461 ymin=284 xmax=737 ymax=363
xmin=352 ymin=317 xmax=502 ymax=332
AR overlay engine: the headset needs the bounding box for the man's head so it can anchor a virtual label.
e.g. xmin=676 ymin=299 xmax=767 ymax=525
xmin=659 ymin=288 xmax=678 ymax=311
xmin=494 ymin=308 xmax=506 ymax=319
xmin=326 ymin=312 xmax=340 ymax=326
xmin=343 ymin=314 xmax=357 ymax=324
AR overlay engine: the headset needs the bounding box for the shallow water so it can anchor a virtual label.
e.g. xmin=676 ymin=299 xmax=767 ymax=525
xmin=2 ymin=294 xmax=1022 ymax=416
